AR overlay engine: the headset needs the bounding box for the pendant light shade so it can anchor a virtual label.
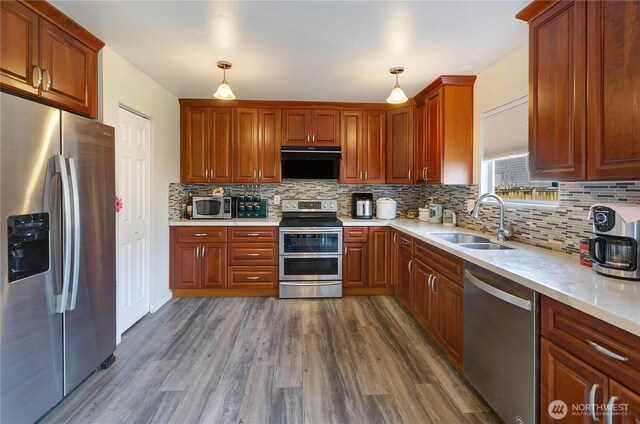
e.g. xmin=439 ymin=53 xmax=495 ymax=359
xmin=213 ymin=61 xmax=236 ymax=100
xmin=386 ymin=67 xmax=408 ymax=104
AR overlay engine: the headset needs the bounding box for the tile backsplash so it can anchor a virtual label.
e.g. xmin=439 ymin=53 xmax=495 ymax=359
xmin=169 ymin=180 xmax=639 ymax=257
xmin=169 ymin=180 xmax=422 ymax=220
xmin=422 ymin=182 xmax=640 ymax=255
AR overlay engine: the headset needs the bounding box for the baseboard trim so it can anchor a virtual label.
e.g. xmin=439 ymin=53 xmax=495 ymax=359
xmin=172 ymin=288 xmax=278 ymax=297
xmin=150 ymin=291 xmax=173 ymax=312
xmin=343 ymin=287 xmax=394 ymax=296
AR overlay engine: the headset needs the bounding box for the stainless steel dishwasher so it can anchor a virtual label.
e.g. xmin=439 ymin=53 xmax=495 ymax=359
xmin=463 ymin=262 xmax=539 ymax=424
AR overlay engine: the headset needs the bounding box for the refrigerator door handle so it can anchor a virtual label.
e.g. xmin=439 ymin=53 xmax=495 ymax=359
xmin=67 ymin=157 xmax=81 ymax=310
xmin=46 ymin=155 xmax=72 ymax=313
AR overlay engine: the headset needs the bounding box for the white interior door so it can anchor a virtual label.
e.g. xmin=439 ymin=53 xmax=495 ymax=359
xmin=117 ymin=107 xmax=151 ymax=339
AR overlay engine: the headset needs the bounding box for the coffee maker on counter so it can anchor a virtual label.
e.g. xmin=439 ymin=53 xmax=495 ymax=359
xmin=589 ymin=204 xmax=640 ymax=280
xmin=351 ymin=192 xmax=373 ymax=219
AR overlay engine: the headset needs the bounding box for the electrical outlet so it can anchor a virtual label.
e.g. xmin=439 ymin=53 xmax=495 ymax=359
xmin=273 ymin=195 xmax=281 ymax=205
xmin=466 ymin=199 xmax=476 ymax=213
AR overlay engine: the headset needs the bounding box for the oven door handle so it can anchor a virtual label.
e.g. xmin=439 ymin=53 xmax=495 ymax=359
xmin=280 ymin=228 xmax=343 ymax=233
xmin=280 ymin=282 xmax=342 ymax=287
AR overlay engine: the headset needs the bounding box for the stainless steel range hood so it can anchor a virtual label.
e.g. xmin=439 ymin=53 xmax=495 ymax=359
xmin=281 ymin=146 xmax=341 ymax=179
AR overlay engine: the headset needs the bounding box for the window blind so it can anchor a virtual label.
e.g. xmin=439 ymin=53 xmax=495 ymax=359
xmin=483 ymin=96 xmax=528 ymax=161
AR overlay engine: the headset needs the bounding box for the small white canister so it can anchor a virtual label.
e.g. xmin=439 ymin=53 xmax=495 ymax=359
xmin=418 ymin=207 xmax=430 ymax=221
xmin=376 ymin=198 xmax=397 ymax=219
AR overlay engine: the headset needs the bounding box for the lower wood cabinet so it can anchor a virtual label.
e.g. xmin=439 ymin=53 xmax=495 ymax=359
xmin=343 ymin=243 xmax=368 ymax=288
xmin=396 ymin=248 xmax=413 ymax=309
xmin=413 ymin=260 xmax=436 ymax=333
xmin=172 ymin=242 xmax=226 ymax=289
xmin=170 ymin=226 xmax=278 ymax=295
xmin=393 ymin=231 xmax=464 ymax=369
xmin=541 ymin=296 xmax=640 ymax=423
xmin=343 ymin=227 xmax=392 ymax=293
xmin=228 ymin=266 xmax=278 ymax=289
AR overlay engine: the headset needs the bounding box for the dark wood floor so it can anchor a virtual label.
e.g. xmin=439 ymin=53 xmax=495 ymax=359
xmin=42 ymin=296 xmax=499 ymax=424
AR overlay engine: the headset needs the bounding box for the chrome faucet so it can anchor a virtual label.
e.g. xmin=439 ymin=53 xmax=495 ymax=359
xmin=470 ymin=194 xmax=512 ymax=242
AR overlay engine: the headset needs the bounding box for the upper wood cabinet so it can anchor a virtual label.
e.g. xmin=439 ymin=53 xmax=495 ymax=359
xmin=386 ymin=106 xmax=415 ymax=184
xmin=234 ymin=108 xmax=281 ymax=183
xmin=518 ymin=0 xmax=639 ymax=181
xmin=0 ymin=1 xmax=103 ymax=118
xmin=586 ymin=1 xmax=640 ymax=180
xmin=282 ymin=108 xmax=340 ymax=146
xmin=339 ymin=110 xmax=385 ymax=184
xmin=180 ymin=106 xmax=233 ymax=183
xmin=414 ymin=76 xmax=475 ymax=185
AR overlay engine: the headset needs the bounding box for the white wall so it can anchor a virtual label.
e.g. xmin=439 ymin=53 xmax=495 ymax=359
xmin=473 ymin=43 xmax=528 ymax=183
xmin=100 ymin=47 xmax=179 ymax=316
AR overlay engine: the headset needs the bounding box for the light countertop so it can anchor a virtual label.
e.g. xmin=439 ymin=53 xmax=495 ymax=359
xmin=169 ymin=217 xmax=640 ymax=335
xmin=170 ymin=217 xmax=281 ymax=226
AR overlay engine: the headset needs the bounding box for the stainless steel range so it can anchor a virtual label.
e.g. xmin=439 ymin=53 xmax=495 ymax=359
xmin=279 ymin=199 xmax=343 ymax=298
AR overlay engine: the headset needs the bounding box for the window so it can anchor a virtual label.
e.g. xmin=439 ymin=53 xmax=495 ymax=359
xmin=481 ymin=96 xmax=558 ymax=205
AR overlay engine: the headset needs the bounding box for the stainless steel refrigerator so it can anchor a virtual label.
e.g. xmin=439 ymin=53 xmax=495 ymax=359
xmin=0 ymin=92 xmax=116 ymax=423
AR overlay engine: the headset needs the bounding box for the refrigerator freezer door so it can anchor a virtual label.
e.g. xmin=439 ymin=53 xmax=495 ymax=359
xmin=0 ymin=93 xmax=64 ymax=423
xmin=61 ymin=112 xmax=116 ymax=394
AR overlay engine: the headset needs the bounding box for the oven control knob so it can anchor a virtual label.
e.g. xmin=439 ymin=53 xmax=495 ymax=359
xmin=595 ymin=212 xmax=607 ymax=224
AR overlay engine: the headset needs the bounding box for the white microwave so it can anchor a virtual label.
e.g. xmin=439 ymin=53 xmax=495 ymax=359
xmin=192 ymin=196 xmax=232 ymax=219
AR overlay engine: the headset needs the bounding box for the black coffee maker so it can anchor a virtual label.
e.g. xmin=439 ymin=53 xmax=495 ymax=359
xmin=351 ymin=193 xmax=373 ymax=219
xmin=589 ymin=205 xmax=640 ymax=280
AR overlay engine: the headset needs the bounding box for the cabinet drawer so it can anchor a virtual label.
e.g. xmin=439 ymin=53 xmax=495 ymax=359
xmin=542 ymin=296 xmax=640 ymax=392
xmin=176 ymin=226 xmax=227 ymax=243
xmin=228 ymin=243 xmax=277 ymax=265
xmin=228 ymin=266 xmax=277 ymax=289
xmin=228 ymin=227 xmax=278 ymax=242
xmin=414 ymin=239 xmax=463 ymax=285
xmin=344 ymin=227 xmax=369 ymax=242
xmin=398 ymin=232 xmax=413 ymax=254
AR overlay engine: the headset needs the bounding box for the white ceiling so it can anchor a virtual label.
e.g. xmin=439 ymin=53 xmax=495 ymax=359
xmin=51 ymin=1 xmax=529 ymax=102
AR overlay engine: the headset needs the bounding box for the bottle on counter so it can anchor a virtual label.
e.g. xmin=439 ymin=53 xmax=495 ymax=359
xmin=186 ymin=192 xmax=193 ymax=219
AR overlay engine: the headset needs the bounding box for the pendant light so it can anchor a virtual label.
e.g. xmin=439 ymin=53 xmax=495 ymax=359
xmin=386 ymin=67 xmax=408 ymax=104
xmin=213 ymin=61 xmax=236 ymax=100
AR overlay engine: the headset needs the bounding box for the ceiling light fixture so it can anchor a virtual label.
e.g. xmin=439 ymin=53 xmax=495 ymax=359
xmin=213 ymin=60 xmax=236 ymax=100
xmin=386 ymin=67 xmax=408 ymax=104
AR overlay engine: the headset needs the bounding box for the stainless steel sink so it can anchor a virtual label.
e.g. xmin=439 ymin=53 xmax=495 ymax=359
xmin=434 ymin=233 xmax=491 ymax=244
xmin=458 ymin=242 xmax=514 ymax=250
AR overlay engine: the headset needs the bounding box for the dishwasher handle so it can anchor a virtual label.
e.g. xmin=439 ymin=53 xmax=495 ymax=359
xmin=464 ymin=270 xmax=532 ymax=311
